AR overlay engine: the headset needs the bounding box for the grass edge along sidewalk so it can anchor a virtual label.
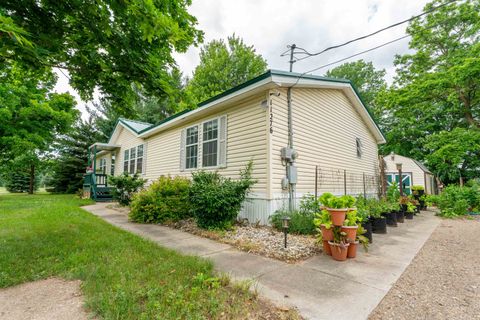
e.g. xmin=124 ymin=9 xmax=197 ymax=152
xmin=0 ymin=194 xmax=300 ymax=319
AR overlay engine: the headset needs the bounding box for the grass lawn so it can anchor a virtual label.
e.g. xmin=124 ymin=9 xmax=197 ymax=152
xmin=0 ymin=194 xmax=293 ymax=319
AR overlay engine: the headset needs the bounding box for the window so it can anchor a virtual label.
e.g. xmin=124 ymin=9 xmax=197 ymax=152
xmin=185 ymin=126 xmax=198 ymax=169
xmin=99 ymin=158 xmax=106 ymax=174
xmin=123 ymin=145 xmax=144 ymax=174
xmin=123 ymin=150 xmax=129 ymax=173
xmin=356 ymin=138 xmax=363 ymax=158
xmin=111 ymin=154 xmax=116 ymax=175
xmin=129 ymin=147 xmax=136 ymax=173
xmin=136 ymin=145 xmax=144 ymax=173
xmin=202 ymin=119 xmax=218 ymax=167
xmin=181 ymin=116 xmax=226 ymax=171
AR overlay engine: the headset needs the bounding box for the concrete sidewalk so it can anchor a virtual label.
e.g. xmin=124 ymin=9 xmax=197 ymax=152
xmin=83 ymin=203 xmax=441 ymax=320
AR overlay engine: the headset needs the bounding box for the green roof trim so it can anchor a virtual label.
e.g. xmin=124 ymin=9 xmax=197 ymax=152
xmin=107 ymin=69 xmax=385 ymax=142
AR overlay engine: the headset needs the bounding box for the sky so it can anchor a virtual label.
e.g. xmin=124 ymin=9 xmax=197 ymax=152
xmin=53 ymin=0 xmax=431 ymax=118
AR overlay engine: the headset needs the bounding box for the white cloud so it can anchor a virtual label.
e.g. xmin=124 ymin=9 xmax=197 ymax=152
xmin=55 ymin=0 xmax=430 ymax=117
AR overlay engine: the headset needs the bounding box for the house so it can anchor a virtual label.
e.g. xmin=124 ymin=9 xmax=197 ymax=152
xmin=85 ymin=70 xmax=386 ymax=224
xmin=383 ymin=152 xmax=437 ymax=195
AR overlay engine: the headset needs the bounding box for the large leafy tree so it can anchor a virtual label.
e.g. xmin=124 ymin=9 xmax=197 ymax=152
xmin=0 ymin=1 xmax=203 ymax=114
xmin=0 ymin=63 xmax=77 ymax=193
xmin=424 ymin=128 xmax=480 ymax=184
xmin=380 ymin=0 xmax=480 ymax=181
xmin=185 ymin=34 xmax=268 ymax=105
xmin=325 ymin=60 xmax=386 ymax=117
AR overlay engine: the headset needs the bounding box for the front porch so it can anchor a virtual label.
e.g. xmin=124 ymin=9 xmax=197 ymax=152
xmin=83 ymin=142 xmax=120 ymax=201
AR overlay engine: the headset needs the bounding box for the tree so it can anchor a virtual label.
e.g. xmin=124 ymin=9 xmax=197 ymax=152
xmin=379 ymin=0 xmax=480 ymax=179
xmin=325 ymin=60 xmax=386 ymax=117
xmin=185 ymin=34 xmax=268 ymax=105
xmin=424 ymin=128 xmax=480 ymax=184
xmin=50 ymin=118 xmax=104 ymax=193
xmin=0 ymin=63 xmax=77 ymax=193
xmin=0 ymin=1 xmax=203 ymax=114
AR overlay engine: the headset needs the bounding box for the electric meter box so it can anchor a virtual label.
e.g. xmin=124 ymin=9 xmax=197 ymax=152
xmin=281 ymin=147 xmax=295 ymax=162
xmin=287 ymin=165 xmax=297 ymax=184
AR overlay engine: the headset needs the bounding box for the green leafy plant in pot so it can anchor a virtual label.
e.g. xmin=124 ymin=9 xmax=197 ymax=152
xmin=319 ymin=193 xmax=356 ymax=226
xmin=313 ymin=209 xmax=333 ymax=255
xmin=341 ymin=210 xmax=360 ymax=242
xmin=328 ymin=227 xmax=350 ymax=261
xmin=405 ymin=201 xmax=416 ymax=219
xmin=369 ymin=199 xmax=387 ymax=234
xmin=356 ymin=196 xmax=373 ymax=243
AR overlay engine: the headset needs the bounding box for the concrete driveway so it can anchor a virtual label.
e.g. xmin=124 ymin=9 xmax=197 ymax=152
xmin=83 ymin=203 xmax=440 ymax=320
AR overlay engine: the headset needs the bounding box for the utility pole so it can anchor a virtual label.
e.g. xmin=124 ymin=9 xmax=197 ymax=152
xmin=287 ymin=44 xmax=296 ymax=212
xmin=288 ymin=44 xmax=296 ymax=72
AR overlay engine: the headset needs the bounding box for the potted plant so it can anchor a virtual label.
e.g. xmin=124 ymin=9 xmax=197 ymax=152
xmin=348 ymin=225 xmax=369 ymax=259
xmin=405 ymin=201 xmax=416 ymax=219
xmin=392 ymin=200 xmax=404 ymax=223
xmin=369 ymin=199 xmax=387 ymax=234
xmin=381 ymin=199 xmax=397 ymax=227
xmin=356 ymin=197 xmax=373 ymax=243
xmin=319 ymin=193 xmax=355 ymax=226
xmin=313 ymin=209 xmax=333 ymax=255
xmin=341 ymin=210 xmax=359 ymax=242
xmin=328 ymin=228 xmax=350 ymax=261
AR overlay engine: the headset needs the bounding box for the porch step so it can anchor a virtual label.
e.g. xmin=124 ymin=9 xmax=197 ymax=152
xmin=95 ymin=187 xmax=114 ymax=202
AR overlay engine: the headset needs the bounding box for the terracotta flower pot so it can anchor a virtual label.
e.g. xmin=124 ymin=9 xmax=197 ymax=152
xmin=322 ymin=240 xmax=332 ymax=255
xmin=326 ymin=208 xmax=348 ymax=226
xmin=341 ymin=225 xmax=358 ymax=242
xmin=321 ymin=225 xmax=334 ymax=241
xmin=328 ymin=241 xmax=350 ymax=261
xmin=347 ymin=241 xmax=359 ymax=258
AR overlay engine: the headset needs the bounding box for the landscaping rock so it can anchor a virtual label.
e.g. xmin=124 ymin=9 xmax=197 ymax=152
xmin=170 ymin=219 xmax=319 ymax=262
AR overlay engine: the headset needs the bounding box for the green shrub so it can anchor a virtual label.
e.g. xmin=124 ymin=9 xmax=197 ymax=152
xmin=129 ymin=176 xmax=191 ymax=223
xmin=270 ymin=209 xmax=316 ymax=235
xmin=190 ymin=162 xmax=255 ymax=229
xmin=298 ymin=193 xmax=321 ymax=214
xmin=109 ymin=172 xmax=146 ymax=206
xmin=434 ymin=185 xmax=478 ymax=217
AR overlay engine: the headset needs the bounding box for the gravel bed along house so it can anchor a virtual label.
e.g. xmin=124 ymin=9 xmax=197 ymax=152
xmin=108 ymin=204 xmax=320 ymax=262
xmin=171 ymin=219 xmax=320 ymax=263
xmin=369 ymin=216 xmax=480 ymax=320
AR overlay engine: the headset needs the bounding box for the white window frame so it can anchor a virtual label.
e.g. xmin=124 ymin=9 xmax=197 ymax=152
xmin=185 ymin=125 xmax=199 ymax=169
xmin=123 ymin=144 xmax=145 ymax=175
xmin=98 ymin=158 xmax=106 ymax=174
xmin=356 ymin=137 xmax=363 ymax=158
xmin=123 ymin=150 xmax=129 ymax=173
xmin=201 ymin=118 xmax=219 ymax=168
xmin=183 ymin=116 xmax=225 ymax=171
xmin=111 ymin=153 xmax=116 ymax=175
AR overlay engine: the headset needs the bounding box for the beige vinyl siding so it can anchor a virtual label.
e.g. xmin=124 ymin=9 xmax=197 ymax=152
xmin=110 ymin=126 xmax=145 ymax=176
xmin=270 ymin=88 xmax=379 ymax=196
xmin=383 ymin=154 xmax=426 ymax=188
xmin=144 ymin=95 xmax=268 ymax=194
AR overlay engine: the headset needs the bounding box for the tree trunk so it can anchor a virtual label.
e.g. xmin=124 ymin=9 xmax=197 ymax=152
xmin=29 ymin=164 xmax=35 ymax=194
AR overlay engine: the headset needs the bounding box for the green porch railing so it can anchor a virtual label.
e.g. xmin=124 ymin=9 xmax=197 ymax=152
xmin=83 ymin=172 xmax=113 ymax=201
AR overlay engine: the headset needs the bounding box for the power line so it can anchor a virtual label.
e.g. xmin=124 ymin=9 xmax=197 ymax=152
xmin=285 ymin=0 xmax=458 ymax=63
xmin=290 ymin=34 xmax=411 ymax=88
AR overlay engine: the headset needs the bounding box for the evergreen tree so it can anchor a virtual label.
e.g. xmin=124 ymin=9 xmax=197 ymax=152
xmin=50 ymin=118 xmax=103 ymax=193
